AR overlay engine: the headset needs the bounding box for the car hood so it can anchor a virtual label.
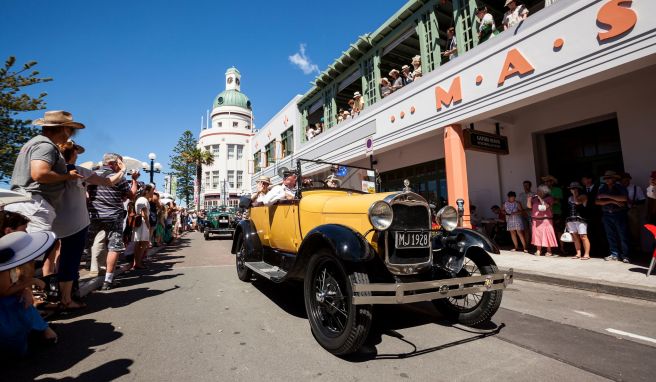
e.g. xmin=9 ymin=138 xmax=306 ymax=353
xmin=300 ymin=190 xmax=399 ymax=214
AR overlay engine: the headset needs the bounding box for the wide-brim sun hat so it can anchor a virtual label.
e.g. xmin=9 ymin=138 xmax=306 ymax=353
xmin=0 ymin=190 xmax=32 ymax=209
xmin=353 ymin=92 xmax=361 ymax=98
xmin=0 ymin=231 xmax=56 ymax=272
xmin=33 ymin=110 xmax=85 ymax=129
xmin=568 ymin=181 xmax=583 ymax=190
xmin=402 ymin=65 xmax=410 ymax=70
xmin=389 ymin=69 xmax=400 ymax=76
xmin=257 ymin=176 xmax=271 ymax=184
xmin=505 ymin=0 xmax=515 ymax=7
xmin=541 ymin=175 xmax=558 ymax=183
xmin=602 ymin=170 xmax=621 ymax=180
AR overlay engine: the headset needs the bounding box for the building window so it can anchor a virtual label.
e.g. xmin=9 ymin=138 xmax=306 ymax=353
xmin=227 ymin=170 xmax=235 ymax=188
xmin=233 ymin=121 xmax=238 ymax=128
xmin=211 ymin=171 xmax=220 ymax=189
xmin=217 ymin=122 xmax=222 ymax=128
xmin=253 ymin=151 xmax=261 ymax=173
xmin=236 ymin=171 xmax=243 ymax=189
xmin=204 ymin=172 xmax=210 ymax=189
xmin=237 ymin=145 xmax=243 ymax=160
xmin=212 ymin=145 xmax=220 ymax=156
xmin=265 ymin=142 xmax=274 ymax=166
xmin=281 ymin=127 xmax=293 ymax=158
xmin=228 ymin=144 xmax=235 ymax=159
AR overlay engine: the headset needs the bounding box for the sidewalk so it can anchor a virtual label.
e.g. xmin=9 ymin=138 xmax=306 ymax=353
xmin=494 ymin=250 xmax=656 ymax=301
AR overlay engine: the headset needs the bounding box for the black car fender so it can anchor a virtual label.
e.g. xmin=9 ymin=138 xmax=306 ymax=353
xmin=432 ymin=228 xmax=499 ymax=270
xmin=288 ymin=224 xmax=375 ymax=279
xmin=231 ymin=219 xmax=262 ymax=261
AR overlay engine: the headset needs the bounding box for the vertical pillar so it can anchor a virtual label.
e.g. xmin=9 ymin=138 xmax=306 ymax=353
xmin=443 ymin=124 xmax=471 ymax=228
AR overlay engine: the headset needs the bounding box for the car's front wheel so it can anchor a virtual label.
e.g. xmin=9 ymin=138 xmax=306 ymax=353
xmin=432 ymin=249 xmax=503 ymax=326
xmin=204 ymin=230 xmax=210 ymax=240
xmin=304 ymin=250 xmax=372 ymax=355
xmin=235 ymin=234 xmax=253 ymax=282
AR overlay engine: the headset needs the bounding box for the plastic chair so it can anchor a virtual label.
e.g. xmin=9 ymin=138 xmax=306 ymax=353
xmin=645 ymin=224 xmax=656 ymax=277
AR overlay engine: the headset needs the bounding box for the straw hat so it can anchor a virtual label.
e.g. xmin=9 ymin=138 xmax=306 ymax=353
xmin=33 ymin=110 xmax=85 ymax=129
xmin=541 ymin=175 xmax=558 ymax=183
xmin=505 ymin=0 xmax=516 ymax=7
xmin=602 ymin=170 xmax=621 ymax=180
xmin=60 ymin=139 xmax=86 ymax=154
xmin=0 ymin=231 xmax=56 ymax=272
xmin=389 ymin=69 xmax=400 ymax=76
xmin=353 ymin=92 xmax=361 ymax=98
xmin=257 ymin=175 xmax=271 ymax=184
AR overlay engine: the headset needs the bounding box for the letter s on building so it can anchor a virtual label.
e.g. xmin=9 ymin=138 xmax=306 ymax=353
xmin=597 ymin=0 xmax=637 ymax=42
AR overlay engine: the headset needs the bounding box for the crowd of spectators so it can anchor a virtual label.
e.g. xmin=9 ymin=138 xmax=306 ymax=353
xmin=0 ymin=110 xmax=196 ymax=357
xmin=482 ymin=169 xmax=656 ymax=262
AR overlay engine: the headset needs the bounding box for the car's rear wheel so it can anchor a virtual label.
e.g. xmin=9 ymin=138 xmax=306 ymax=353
xmin=235 ymin=234 xmax=253 ymax=282
xmin=304 ymin=250 xmax=372 ymax=355
xmin=432 ymin=249 xmax=502 ymax=326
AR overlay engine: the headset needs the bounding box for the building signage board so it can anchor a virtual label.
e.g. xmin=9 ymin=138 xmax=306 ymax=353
xmin=463 ymin=129 xmax=509 ymax=155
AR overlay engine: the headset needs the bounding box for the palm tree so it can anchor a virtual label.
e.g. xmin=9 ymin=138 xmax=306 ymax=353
xmin=182 ymin=147 xmax=214 ymax=208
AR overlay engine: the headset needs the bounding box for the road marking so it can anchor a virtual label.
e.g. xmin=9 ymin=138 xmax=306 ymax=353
xmin=573 ymin=310 xmax=596 ymax=318
xmin=605 ymin=328 xmax=656 ymax=344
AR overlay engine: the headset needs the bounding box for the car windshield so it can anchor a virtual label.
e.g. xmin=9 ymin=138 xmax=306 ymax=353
xmin=298 ymin=159 xmax=379 ymax=194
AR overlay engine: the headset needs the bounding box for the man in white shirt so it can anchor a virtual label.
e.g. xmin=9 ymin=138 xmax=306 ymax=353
xmin=621 ymin=172 xmax=646 ymax=249
xmin=262 ymin=170 xmax=298 ymax=206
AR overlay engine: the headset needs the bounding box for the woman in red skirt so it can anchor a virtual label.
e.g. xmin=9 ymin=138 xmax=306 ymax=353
xmin=527 ymin=184 xmax=558 ymax=256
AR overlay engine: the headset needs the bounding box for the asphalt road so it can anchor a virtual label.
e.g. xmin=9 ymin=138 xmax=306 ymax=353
xmin=7 ymin=232 xmax=656 ymax=381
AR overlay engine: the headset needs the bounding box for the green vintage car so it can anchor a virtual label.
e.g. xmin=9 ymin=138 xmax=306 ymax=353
xmin=203 ymin=206 xmax=238 ymax=240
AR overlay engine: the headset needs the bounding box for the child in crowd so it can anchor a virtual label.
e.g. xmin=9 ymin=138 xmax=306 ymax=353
xmin=504 ymin=191 xmax=529 ymax=252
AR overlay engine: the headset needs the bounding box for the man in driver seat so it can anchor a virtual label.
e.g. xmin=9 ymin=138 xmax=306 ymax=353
xmin=325 ymin=175 xmax=341 ymax=188
xmin=262 ymin=170 xmax=298 ymax=206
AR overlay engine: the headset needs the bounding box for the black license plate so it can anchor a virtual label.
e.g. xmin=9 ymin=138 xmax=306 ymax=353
xmin=395 ymin=231 xmax=430 ymax=249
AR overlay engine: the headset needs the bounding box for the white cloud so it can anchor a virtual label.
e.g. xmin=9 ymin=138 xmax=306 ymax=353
xmin=288 ymin=44 xmax=319 ymax=75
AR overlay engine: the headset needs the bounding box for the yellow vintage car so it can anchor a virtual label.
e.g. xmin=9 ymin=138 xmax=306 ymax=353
xmin=232 ymin=159 xmax=513 ymax=355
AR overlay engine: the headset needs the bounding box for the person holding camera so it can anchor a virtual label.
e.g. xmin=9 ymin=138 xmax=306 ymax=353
xmin=527 ymin=184 xmax=558 ymax=256
xmin=86 ymin=153 xmax=139 ymax=290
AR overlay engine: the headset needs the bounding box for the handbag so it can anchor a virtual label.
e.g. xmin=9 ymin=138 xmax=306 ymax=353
xmin=560 ymin=231 xmax=573 ymax=243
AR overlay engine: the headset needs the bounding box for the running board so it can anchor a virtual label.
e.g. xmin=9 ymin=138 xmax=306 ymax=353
xmin=245 ymin=261 xmax=287 ymax=281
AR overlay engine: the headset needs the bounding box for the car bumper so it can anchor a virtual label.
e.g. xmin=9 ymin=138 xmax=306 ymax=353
xmin=206 ymin=228 xmax=235 ymax=234
xmin=351 ymin=269 xmax=513 ymax=305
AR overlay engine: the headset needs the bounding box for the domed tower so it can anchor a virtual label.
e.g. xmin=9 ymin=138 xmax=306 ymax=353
xmin=198 ymin=67 xmax=254 ymax=209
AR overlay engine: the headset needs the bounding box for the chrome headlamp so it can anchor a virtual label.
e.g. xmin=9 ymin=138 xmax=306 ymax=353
xmin=368 ymin=201 xmax=393 ymax=231
xmin=436 ymin=206 xmax=458 ymax=231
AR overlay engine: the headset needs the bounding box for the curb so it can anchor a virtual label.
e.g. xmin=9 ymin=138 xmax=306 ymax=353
xmin=502 ymin=267 xmax=656 ymax=302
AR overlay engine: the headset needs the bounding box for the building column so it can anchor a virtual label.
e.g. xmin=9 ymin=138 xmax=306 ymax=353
xmin=443 ymin=124 xmax=471 ymax=228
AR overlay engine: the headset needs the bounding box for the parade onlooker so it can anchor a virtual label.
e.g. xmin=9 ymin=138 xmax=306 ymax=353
xmin=503 ymin=0 xmax=529 ymax=30
xmin=518 ymin=180 xmax=534 ymax=243
xmin=542 ymin=175 xmax=564 ymax=252
xmin=411 ymin=55 xmax=422 ymax=79
xmin=566 ymin=182 xmax=591 ymax=260
xmin=504 ymin=191 xmax=528 ymax=252
xmin=132 ymin=184 xmax=154 ymax=269
xmin=0 ymin=230 xmax=57 ymax=356
xmin=53 ymin=141 xmax=126 ymax=309
xmin=596 ymin=171 xmax=631 ymax=263
xmin=354 ymin=92 xmax=365 ymax=113
xmin=155 ymin=203 xmax=166 ymax=246
xmin=389 ymin=69 xmax=404 ymax=91
xmin=647 ymin=170 xmax=656 ymax=225
xmin=380 ymin=77 xmax=392 ymax=98
xmin=251 ymin=176 xmax=271 ymax=204
xmin=528 ymin=185 xmax=558 ymax=256
xmin=87 ymin=153 xmax=139 ymax=290
xmin=476 ymin=6 xmax=497 ymax=44
xmin=5 ymin=111 xmax=85 ymax=280
xmin=442 ymin=27 xmax=458 ymax=61
xmin=148 ymin=191 xmax=160 ymax=247
xmin=401 ymin=65 xmax=414 ymax=84
xmin=620 ymin=172 xmax=646 ymax=250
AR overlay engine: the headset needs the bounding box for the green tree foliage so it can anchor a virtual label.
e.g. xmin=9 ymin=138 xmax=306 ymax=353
xmin=169 ymin=130 xmax=198 ymax=208
xmin=182 ymin=147 xmax=214 ymax=202
xmin=0 ymin=56 xmax=52 ymax=182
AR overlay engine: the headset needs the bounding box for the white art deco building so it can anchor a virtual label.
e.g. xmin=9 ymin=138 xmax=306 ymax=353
xmin=198 ymin=67 xmax=253 ymax=209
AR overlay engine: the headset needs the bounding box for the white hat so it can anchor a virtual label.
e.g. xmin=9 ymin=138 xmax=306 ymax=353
xmin=353 ymin=92 xmax=362 ymax=98
xmin=0 ymin=190 xmax=32 ymax=210
xmin=0 ymin=231 xmax=56 ymax=272
xmin=402 ymin=65 xmax=410 ymax=70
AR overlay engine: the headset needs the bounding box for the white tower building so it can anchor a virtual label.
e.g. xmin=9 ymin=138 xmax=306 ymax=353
xmin=198 ymin=67 xmax=253 ymax=209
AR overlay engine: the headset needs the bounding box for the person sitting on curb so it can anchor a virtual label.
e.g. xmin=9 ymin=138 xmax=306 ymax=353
xmin=262 ymin=170 xmax=298 ymax=206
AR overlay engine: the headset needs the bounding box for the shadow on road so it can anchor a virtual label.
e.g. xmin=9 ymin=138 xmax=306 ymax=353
xmin=3 ymin=319 xmax=133 ymax=381
xmin=249 ymin=278 xmax=505 ymax=360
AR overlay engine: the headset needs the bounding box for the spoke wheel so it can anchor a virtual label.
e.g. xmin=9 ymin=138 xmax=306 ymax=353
xmin=235 ymin=234 xmax=253 ymax=282
xmin=433 ymin=249 xmax=503 ymax=327
xmin=304 ymin=250 xmax=372 ymax=355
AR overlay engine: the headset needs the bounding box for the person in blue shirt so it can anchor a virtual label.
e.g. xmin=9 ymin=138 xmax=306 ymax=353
xmin=596 ymin=171 xmax=631 ymax=262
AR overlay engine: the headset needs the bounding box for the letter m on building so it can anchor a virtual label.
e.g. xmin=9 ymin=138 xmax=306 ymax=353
xmin=435 ymin=76 xmax=462 ymax=111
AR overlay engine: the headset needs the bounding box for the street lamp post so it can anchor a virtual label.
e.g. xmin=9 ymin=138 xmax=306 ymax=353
xmin=141 ymin=152 xmax=162 ymax=185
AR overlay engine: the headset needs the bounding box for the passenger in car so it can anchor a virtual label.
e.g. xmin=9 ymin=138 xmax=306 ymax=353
xmin=262 ymin=171 xmax=298 ymax=206
xmin=325 ymin=175 xmax=341 ymax=188
xmin=251 ymin=176 xmax=271 ymax=205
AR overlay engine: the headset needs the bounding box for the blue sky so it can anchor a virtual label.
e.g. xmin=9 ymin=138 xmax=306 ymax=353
xmin=1 ymin=0 xmax=405 ymax=186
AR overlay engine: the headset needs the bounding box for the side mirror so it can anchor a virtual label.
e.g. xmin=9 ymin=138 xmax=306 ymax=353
xmin=238 ymin=195 xmax=252 ymax=210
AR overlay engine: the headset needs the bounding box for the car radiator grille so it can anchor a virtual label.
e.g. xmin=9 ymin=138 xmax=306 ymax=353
xmin=386 ymin=203 xmax=431 ymax=266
